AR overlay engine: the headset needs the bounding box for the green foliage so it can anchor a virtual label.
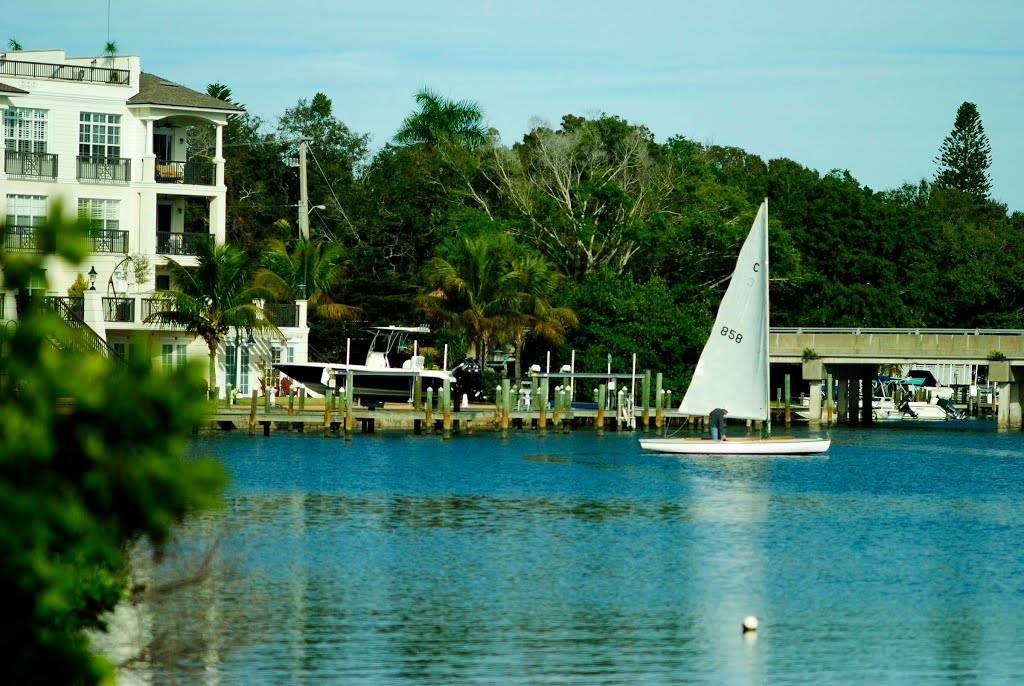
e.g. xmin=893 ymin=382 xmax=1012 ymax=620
xmin=802 ymin=348 xmax=820 ymax=361
xmin=68 ymin=273 xmax=90 ymax=297
xmin=934 ymin=102 xmax=993 ymax=199
xmin=145 ymin=239 xmax=282 ymax=392
xmin=394 ymin=88 xmax=488 ymax=149
xmin=562 ymin=266 xmax=710 ymax=397
xmin=988 ymin=350 xmax=1007 ymax=361
xmin=0 ymin=217 xmax=227 ymax=685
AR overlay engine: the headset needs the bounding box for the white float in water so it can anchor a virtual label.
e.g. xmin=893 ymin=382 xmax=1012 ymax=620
xmin=742 ymin=616 xmax=759 ymax=633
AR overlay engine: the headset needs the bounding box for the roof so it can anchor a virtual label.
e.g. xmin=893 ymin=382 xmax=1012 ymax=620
xmin=127 ymin=72 xmax=245 ymax=112
xmin=0 ymin=81 xmax=29 ymax=94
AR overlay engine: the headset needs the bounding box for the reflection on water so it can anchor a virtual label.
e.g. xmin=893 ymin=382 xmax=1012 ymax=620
xmin=136 ymin=427 xmax=1024 ymax=684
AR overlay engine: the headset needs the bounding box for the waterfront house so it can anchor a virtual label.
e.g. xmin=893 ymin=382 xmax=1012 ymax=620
xmin=0 ymin=48 xmax=310 ymax=397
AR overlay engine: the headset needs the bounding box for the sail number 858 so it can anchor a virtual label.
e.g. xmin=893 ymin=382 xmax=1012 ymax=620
xmin=720 ymin=327 xmax=743 ymax=344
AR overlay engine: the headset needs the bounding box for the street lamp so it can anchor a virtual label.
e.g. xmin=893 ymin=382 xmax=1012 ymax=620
xmin=88 ymin=266 xmax=97 ymax=290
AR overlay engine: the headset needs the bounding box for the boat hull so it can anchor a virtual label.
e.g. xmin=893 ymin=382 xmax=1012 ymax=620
xmin=274 ymin=363 xmax=453 ymax=407
xmin=639 ymin=436 xmax=831 ymax=455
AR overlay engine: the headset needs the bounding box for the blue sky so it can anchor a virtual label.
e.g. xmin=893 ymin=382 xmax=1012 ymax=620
xmin=9 ymin=1 xmax=1024 ymax=211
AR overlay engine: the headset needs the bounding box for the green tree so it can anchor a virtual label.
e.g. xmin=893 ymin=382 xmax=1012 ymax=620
xmin=419 ymin=231 xmax=524 ymax=359
xmin=394 ymin=88 xmax=489 ymax=149
xmin=509 ymin=252 xmax=578 ymax=375
xmin=145 ymin=239 xmax=281 ymax=394
xmin=934 ymin=102 xmax=993 ymax=199
xmin=256 ymin=237 xmax=364 ymax=321
xmin=0 ymin=214 xmax=227 ymax=685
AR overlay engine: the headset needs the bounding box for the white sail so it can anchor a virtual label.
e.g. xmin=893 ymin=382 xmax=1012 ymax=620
xmin=679 ymin=201 xmax=770 ymax=421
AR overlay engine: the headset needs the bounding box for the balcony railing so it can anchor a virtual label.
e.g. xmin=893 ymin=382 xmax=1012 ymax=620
xmin=102 ymin=296 xmax=135 ymax=322
xmin=267 ymin=303 xmax=299 ymax=328
xmin=0 ymin=59 xmax=130 ymax=86
xmin=88 ymin=229 xmax=129 ymax=254
xmin=155 ymin=159 xmax=216 ymax=186
xmin=77 ymin=155 xmax=130 ymax=184
xmin=42 ymin=296 xmax=85 ymax=322
xmin=156 ymin=232 xmax=212 ymax=256
xmin=3 ymin=225 xmax=39 ymax=252
xmin=5 ymin=151 xmax=58 ymax=180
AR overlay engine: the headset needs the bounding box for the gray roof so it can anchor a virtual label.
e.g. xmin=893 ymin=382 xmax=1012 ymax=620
xmin=127 ymin=72 xmax=245 ymax=112
xmin=0 ymin=81 xmax=29 ymax=94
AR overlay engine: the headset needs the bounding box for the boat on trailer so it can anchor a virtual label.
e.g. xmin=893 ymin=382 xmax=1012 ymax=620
xmin=638 ymin=201 xmax=830 ymax=456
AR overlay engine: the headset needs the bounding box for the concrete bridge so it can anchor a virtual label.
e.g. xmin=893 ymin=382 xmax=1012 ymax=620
xmin=767 ymin=328 xmax=1024 ymax=429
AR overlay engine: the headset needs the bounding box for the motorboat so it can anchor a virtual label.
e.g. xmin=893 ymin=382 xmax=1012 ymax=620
xmin=274 ymin=326 xmax=469 ymax=408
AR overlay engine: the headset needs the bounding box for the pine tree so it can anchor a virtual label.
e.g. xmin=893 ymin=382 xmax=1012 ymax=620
xmin=934 ymin=102 xmax=993 ymax=199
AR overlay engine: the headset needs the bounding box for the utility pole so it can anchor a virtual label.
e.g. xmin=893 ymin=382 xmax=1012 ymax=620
xmin=298 ymin=139 xmax=310 ymax=240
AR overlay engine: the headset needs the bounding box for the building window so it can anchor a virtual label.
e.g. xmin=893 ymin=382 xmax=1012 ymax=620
xmin=6 ymin=194 xmax=47 ymax=227
xmin=239 ymin=347 xmax=250 ymax=394
xmin=161 ymin=342 xmax=188 ymax=371
xmin=110 ymin=340 xmax=132 ymax=360
xmin=287 ymin=345 xmax=295 ymax=363
xmin=225 ymin=345 xmax=238 ymax=390
xmin=78 ymin=198 xmax=120 ymax=232
xmin=155 ymin=274 xmax=171 ymax=291
xmin=79 ymin=112 xmax=121 ymax=158
xmin=4 ymin=108 xmax=47 ymax=153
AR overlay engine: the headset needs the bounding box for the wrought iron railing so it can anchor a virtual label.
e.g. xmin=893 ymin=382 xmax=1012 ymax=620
xmin=37 ymin=296 xmax=121 ymax=359
xmin=41 ymin=296 xmax=84 ymax=321
xmin=77 ymin=155 xmax=130 ymax=184
xmin=5 ymin=151 xmax=58 ymax=179
xmin=4 ymin=225 xmax=39 ymax=251
xmin=266 ymin=303 xmax=299 ymax=328
xmin=155 ymin=159 xmax=216 ymax=186
xmin=88 ymin=229 xmax=129 ymax=254
xmin=0 ymin=58 xmax=130 ymax=86
xmin=102 ymin=296 xmax=135 ymax=322
xmin=156 ymin=232 xmax=212 ymax=256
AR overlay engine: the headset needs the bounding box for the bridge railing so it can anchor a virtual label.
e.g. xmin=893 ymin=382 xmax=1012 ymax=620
xmin=771 ymin=328 xmax=1024 ymax=336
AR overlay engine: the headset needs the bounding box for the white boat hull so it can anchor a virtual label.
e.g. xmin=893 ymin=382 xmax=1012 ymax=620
xmin=639 ymin=436 xmax=831 ymax=455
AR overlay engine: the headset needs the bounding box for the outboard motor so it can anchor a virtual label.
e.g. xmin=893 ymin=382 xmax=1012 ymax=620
xmin=451 ymin=357 xmax=485 ymax=403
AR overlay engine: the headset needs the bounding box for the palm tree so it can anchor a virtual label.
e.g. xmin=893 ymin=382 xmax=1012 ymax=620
xmin=144 ymin=239 xmax=281 ymax=396
xmin=8 ymin=38 xmax=23 ymax=51
xmin=393 ymin=88 xmax=488 ymax=149
xmin=254 ymin=237 xmax=363 ymax=321
xmin=419 ymin=233 xmax=523 ymax=360
xmin=511 ymin=253 xmax=578 ymax=374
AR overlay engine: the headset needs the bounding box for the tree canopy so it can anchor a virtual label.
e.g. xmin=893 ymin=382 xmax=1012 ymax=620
xmin=934 ymin=102 xmax=993 ymax=200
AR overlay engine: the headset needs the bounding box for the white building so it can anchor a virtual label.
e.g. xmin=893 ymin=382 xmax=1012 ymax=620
xmin=0 ymin=48 xmax=309 ymax=398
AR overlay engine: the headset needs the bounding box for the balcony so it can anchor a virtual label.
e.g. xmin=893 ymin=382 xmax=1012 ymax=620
xmin=267 ymin=303 xmax=299 ymax=328
xmin=77 ymin=155 xmax=130 ymax=184
xmin=155 ymin=159 xmax=215 ymax=186
xmin=102 ymin=297 xmax=136 ymax=322
xmin=5 ymin=151 xmax=58 ymax=180
xmin=0 ymin=59 xmax=130 ymax=86
xmin=88 ymin=229 xmax=129 ymax=254
xmin=4 ymin=225 xmax=39 ymax=252
xmin=156 ymin=232 xmax=212 ymax=256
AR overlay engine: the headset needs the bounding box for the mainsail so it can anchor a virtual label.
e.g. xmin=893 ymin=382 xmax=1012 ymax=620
xmin=679 ymin=201 xmax=771 ymax=421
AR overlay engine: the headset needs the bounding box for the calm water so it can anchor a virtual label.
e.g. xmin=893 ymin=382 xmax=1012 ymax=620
xmin=156 ymin=422 xmax=1024 ymax=684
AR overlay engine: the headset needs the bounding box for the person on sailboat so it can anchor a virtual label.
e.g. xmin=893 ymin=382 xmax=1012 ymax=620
xmin=709 ymin=407 xmax=728 ymax=440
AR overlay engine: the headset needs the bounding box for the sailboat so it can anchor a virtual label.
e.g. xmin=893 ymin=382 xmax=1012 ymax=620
xmin=639 ymin=200 xmax=831 ymax=455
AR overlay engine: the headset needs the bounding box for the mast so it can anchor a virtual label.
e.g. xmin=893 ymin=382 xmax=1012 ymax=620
xmin=763 ymin=198 xmax=772 ymax=437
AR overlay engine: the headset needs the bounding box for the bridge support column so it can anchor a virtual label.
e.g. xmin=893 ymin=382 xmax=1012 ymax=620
xmin=801 ymin=360 xmax=824 ymax=426
xmin=860 ymin=374 xmax=874 ymax=424
xmin=989 ymin=362 xmax=1022 ymax=430
xmin=836 ymin=375 xmax=849 ymax=424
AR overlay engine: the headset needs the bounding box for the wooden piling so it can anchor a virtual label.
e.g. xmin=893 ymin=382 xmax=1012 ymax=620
xmin=442 ymin=379 xmax=452 ymax=435
xmin=248 ymin=389 xmax=258 ymax=436
xmin=299 ymin=387 xmax=306 ymax=412
xmin=324 ymin=388 xmax=333 ymax=438
xmin=538 ymin=378 xmax=548 ymax=429
xmin=425 ymin=388 xmax=434 ymax=428
xmin=501 ymin=379 xmax=511 ymax=430
xmin=654 ymin=373 xmax=664 ymax=431
xmin=597 ymin=384 xmax=606 ymax=434
xmin=642 ymin=370 xmax=651 ymax=429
